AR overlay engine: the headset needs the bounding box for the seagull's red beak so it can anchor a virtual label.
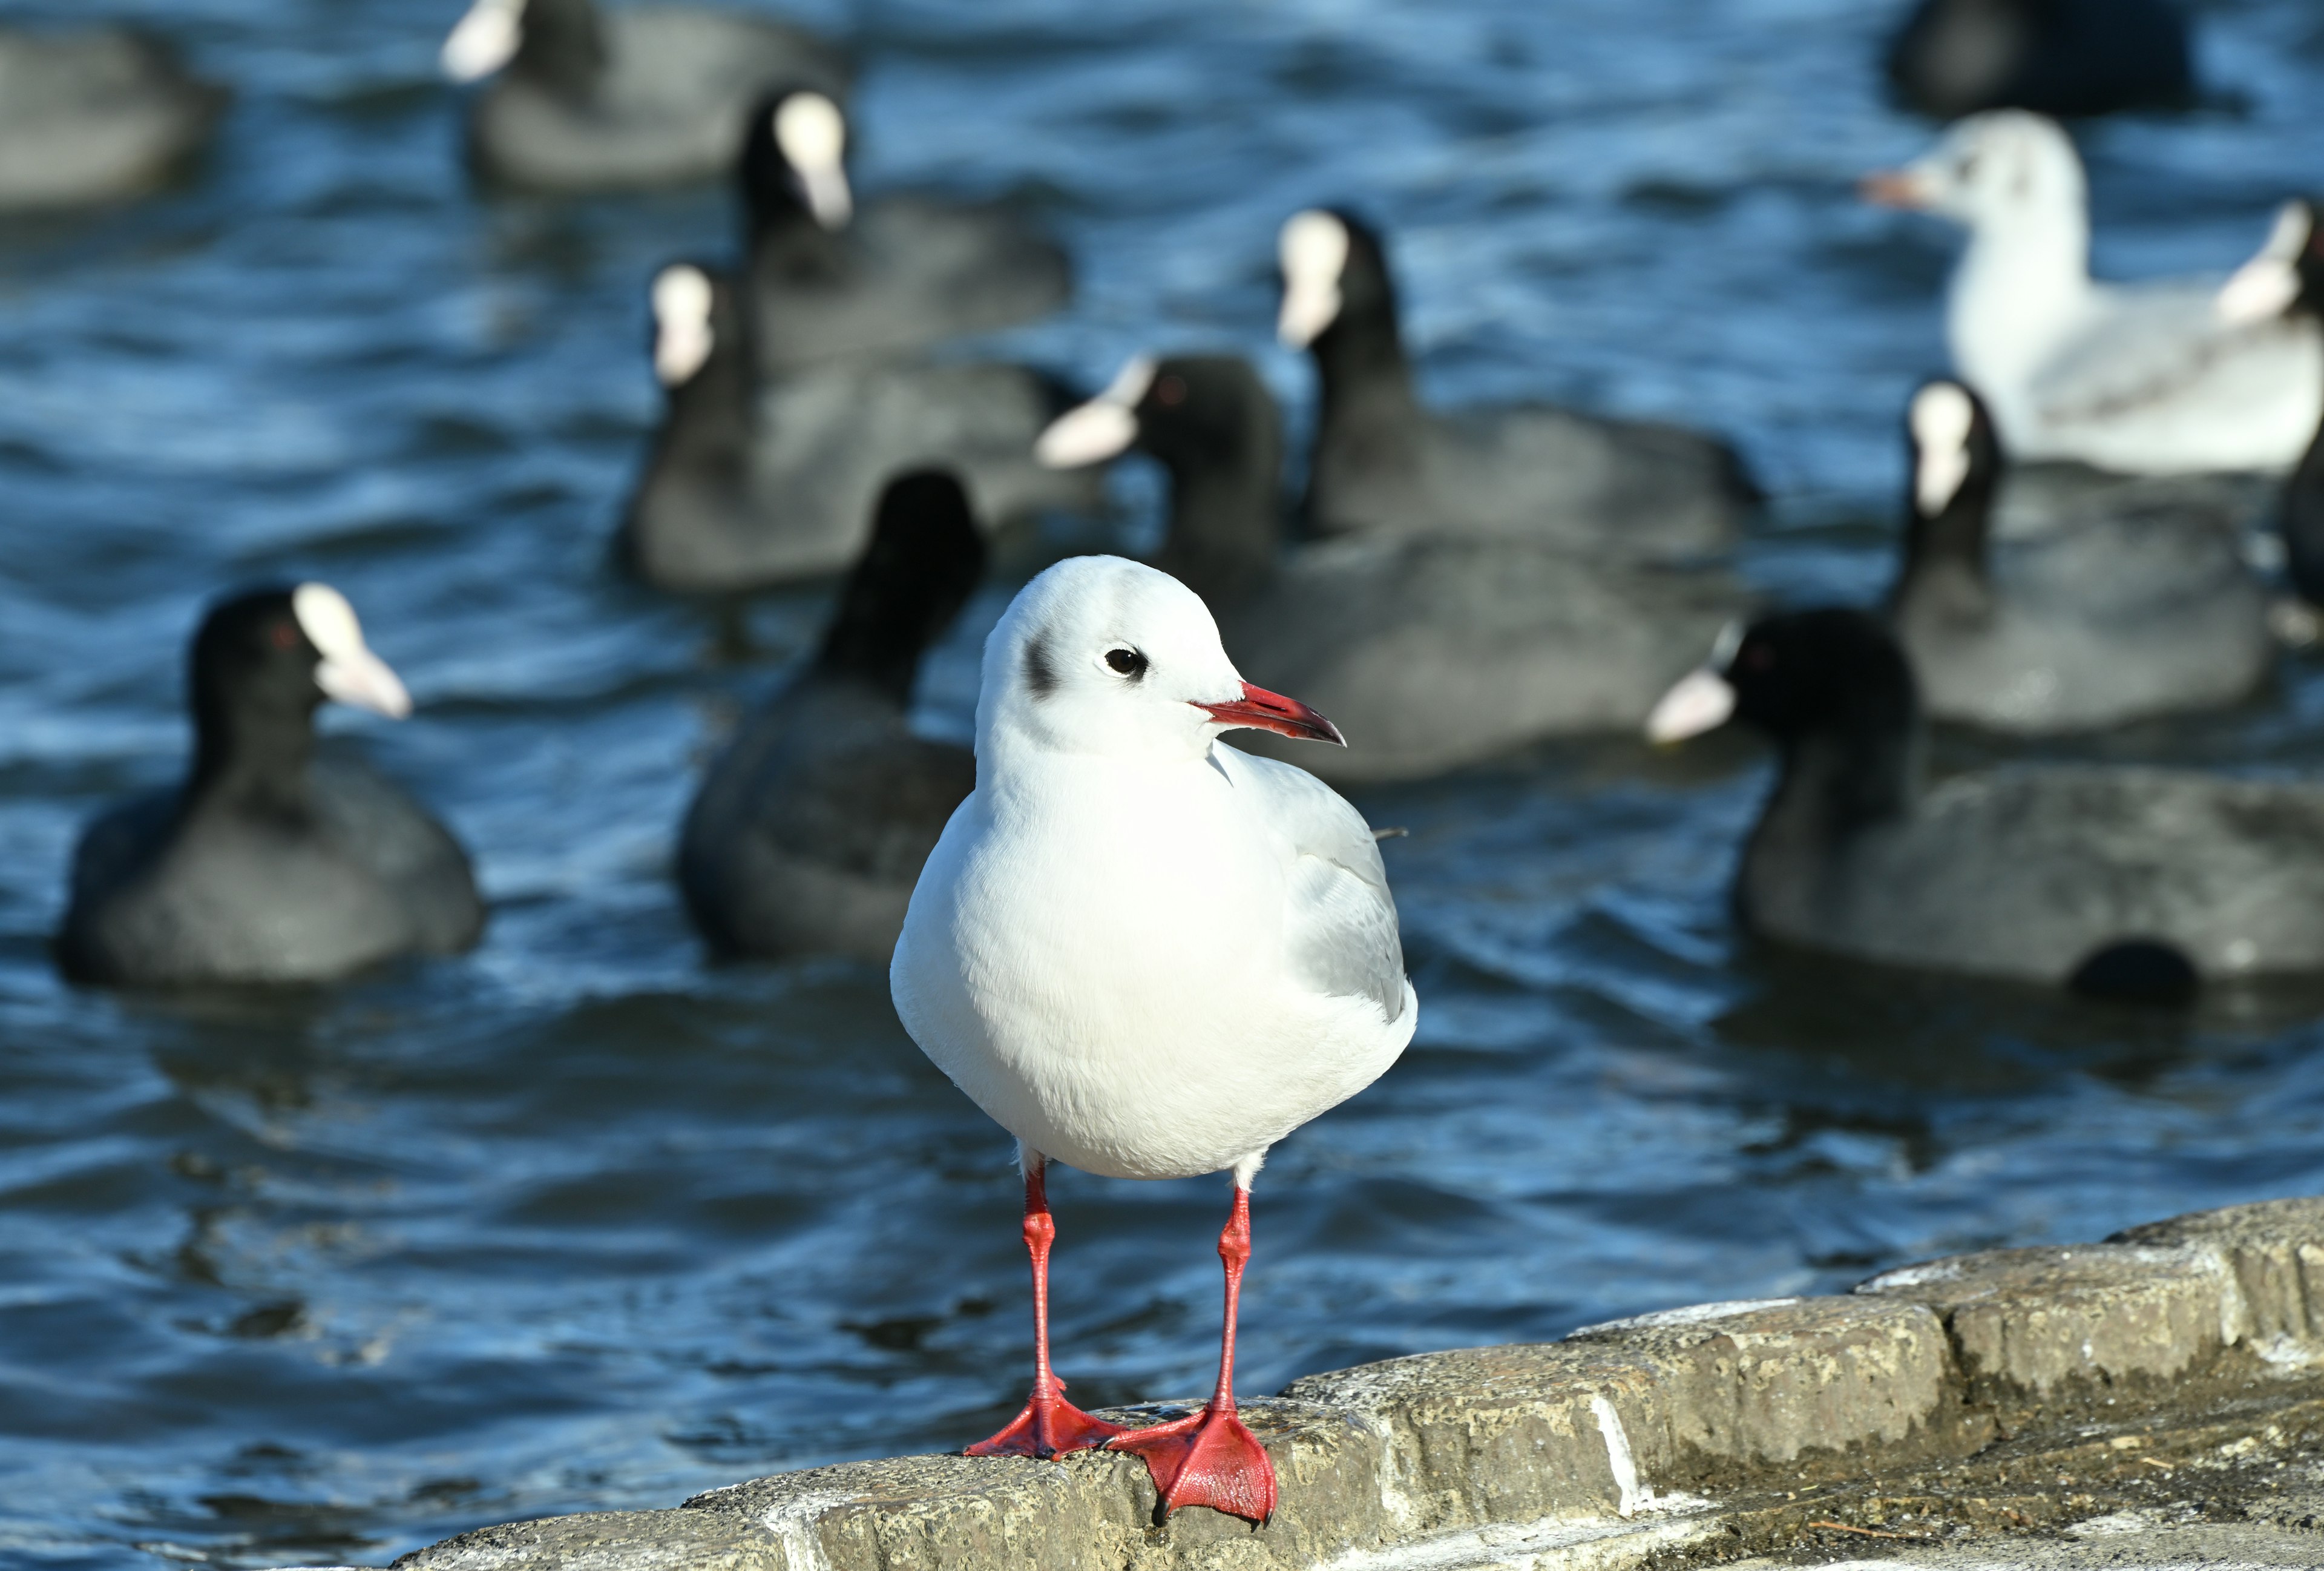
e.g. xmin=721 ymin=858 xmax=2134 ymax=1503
xmin=1193 ymin=682 xmax=1347 ymax=746
xmin=1859 ymin=170 xmax=1929 ymax=209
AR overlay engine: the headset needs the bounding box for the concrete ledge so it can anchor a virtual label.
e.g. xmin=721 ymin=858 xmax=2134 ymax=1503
xmin=2115 ymin=1197 xmax=2324 ymax=1364
xmin=1564 ymin=1295 xmax=1963 ymax=1476
xmin=389 ymin=1197 xmax=2324 ymax=1571
xmin=1859 ymin=1243 xmax=2236 ymax=1407
xmin=400 ymin=1509 xmax=783 ymax=1571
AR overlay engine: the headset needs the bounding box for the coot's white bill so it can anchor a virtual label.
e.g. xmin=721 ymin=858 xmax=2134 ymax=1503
xmin=651 ymin=263 xmax=717 ymax=387
xmin=1646 ymin=667 xmax=1735 ymax=743
xmin=773 ymin=91 xmax=852 ymax=230
xmin=442 ymin=0 xmax=524 ymax=82
xmin=1277 ymin=209 xmax=1350 ymax=349
xmin=294 ymin=584 xmax=410 ymax=719
xmin=1910 ymin=381 xmax=1977 ymax=515
xmin=1032 ymin=357 xmax=1155 ymax=469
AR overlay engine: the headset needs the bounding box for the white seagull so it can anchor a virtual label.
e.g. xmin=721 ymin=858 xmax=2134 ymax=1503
xmin=1863 ymin=111 xmax=2323 ymax=475
xmin=891 ymin=555 xmax=1417 ymax=1522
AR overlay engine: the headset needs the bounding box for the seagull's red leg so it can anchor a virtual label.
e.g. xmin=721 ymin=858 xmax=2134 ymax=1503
xmin=1108 ymin=1185 xmax=1278 ymax=1522
xmin=967 ymin=1158 xmax=1125 ymax=1458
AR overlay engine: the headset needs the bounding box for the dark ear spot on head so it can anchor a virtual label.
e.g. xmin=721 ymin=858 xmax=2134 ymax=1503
xmin=1023 ymin=633 xmax=1057 ymax=699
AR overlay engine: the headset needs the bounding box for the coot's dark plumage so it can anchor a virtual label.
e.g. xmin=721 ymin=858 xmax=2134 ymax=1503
xmin=58 ymin=586 xmax=484 ymax=988
xmin=738 ymin=90 xmax=1070 ymax=375
xmin=1888 ymin=379 xmax=2268 ymax=732
xmin=1646 ymin=608 xmax=2324 ymax=989
xmin=442 ymin=0 xmax=848 ymax=193
xmin=678 ymin=471 xmax=981 ymax=961
xmin=1036 ymin=354 xmax=1748 ymax=782
xmin=0 ymin=26 xmax=225 ymax=211
xmin=2291 ymin=433 xmax=2324 ymax=608
xmin=2256 ymin=200 xmax=2324 ymax=606
xmin=1883 ymin=0 xmax=2193 ymax=122
xmin=620 ymin=262 xmax=1103 ymax=592
xmin=1276 ymin=208 xmax=1758 ymax=562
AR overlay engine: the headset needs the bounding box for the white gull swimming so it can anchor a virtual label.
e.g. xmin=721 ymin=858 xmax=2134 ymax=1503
xmin=890 ymin=555 xmax=1416 ymax=1521
xmin=1865 ymin=111 xmax=2323 ymax=475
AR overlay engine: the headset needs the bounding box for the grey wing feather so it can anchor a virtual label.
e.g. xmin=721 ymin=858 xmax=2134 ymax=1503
xmin=1216 ymin=745 xmax=1407 ymax=1019
xmin=2029 ymin=286 xmax=2297 ymax=426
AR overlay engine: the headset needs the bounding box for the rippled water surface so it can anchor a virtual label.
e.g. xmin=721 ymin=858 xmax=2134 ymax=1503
xmin=8 ymin=0 xmax=2324 ymax=1564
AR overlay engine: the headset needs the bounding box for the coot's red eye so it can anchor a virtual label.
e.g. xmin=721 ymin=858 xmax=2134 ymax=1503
xmin=1744 ymin=645 xmax=1774 ymax=671
xmin=1157 ymin=376 xmax=1186 ymax=406
xmin=272 ymin=621 xmax=300 ymax=650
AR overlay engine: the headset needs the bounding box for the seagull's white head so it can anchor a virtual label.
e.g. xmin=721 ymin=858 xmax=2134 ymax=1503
xmin=1861 ymin=110 xmax=2086 ymax=233
xmin=979 ymin=556 xmax=1342 ymax=766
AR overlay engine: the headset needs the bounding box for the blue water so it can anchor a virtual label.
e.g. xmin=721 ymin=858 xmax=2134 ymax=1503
xmin=6 ymin=0 xmax=2324 ymax=1565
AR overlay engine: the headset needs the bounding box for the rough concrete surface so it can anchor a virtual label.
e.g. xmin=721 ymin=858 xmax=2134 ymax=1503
xmin=377 ymin=1197 xmax=2324 ymax=1571
xmin=1735 ymin=1522 xmax=2324 ymax=1569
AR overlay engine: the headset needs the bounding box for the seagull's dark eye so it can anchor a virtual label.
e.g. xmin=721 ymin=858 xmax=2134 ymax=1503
xmin=1105 ymin=647 xmax=1147 ymax=677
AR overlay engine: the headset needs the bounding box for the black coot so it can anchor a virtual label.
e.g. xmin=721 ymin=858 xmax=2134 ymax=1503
xmin=738 ymin=89 xmax=1070 ymax=375
xmin=2263 ymin=201 xmax=2324 ymax=606
xmin=1036 ymin=354 xmax=1749 ymax=782
xmin=1646 ymin=608 xmax=2324 ymax=993
xmin=1884 ymin=0 xmax=2193 ymax=121
xmin=1276 ymin=208 xmax=1759 ymax=563
xmin=0 ymin=25 xmax=225 ymax=211
xmin=1888 ymin=378 xmax=2268 ymax=733
xmin=620 ymin=262 xmax=1102 ymax=591
xmin=58 ymin=585 xmax=484 ymax=987
xmin=677 ymin=471 xmax=982 ymax=961
xmin=441 ymin=0 xmax=849 ymax=192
